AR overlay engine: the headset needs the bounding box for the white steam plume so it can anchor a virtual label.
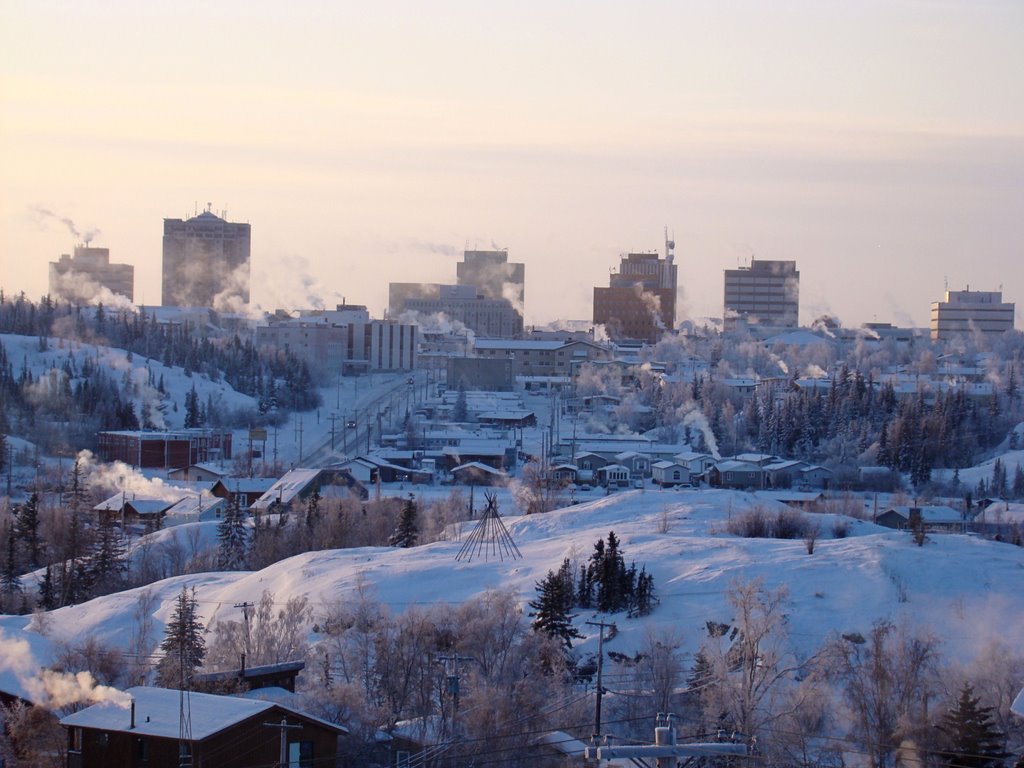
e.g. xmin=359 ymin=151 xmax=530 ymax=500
xmin=633 ymin=284 xmax=666 ymax=330
xmin=805 ymin=364 xmax=828 ymax=378
xmin=75 ymin=449 xmax=215 ymax=503
xmin=31 ymin=205 xmax=101 ymax=244
xmin=0 ymin=629 xmax=131 ymax=710
xmin=682 ymin=409 xmax=720 ymax=459
xmin=50 ymin=270 xmax=136 ymax=311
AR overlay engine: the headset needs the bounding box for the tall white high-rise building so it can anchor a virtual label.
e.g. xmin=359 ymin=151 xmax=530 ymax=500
xmin=162 ymin=205 xmax=250 ymax=308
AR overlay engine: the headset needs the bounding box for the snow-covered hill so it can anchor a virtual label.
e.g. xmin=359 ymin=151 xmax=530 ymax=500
xmin=1 ymin=332 xmax=258 ymax=433
xmin=4 ymin=487 xmax=1024 ymax=705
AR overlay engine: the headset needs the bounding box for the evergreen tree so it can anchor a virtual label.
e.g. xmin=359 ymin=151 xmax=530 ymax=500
xmin=576 ymin=562 xmax=593 ymax=609
xmin=529 ymin=569 xmax=583 ymax=649
xmin=87 ymin=513 xmax=127 ymax=594
xmin=184 ymin=385 xmax=202 ymax=428
xmin=14 ymin=493 xmax=41 ymax=568
xmin=156 ymin=586 xmax=206 ymax=688
xmin=1013 ymin=464 xmax=1024 ymax=500
xmin=304 ymin=488 xmax=321 ymax=532
xmin=216 ymin=497 xmax=249 ymax=570
xmin=940 ymin=684 xmax=1007 ymax=768
xmin=60 ymin=458 xmax=91 ymax=607
xmin=37 ymin=564 xmax=56 ymax=610
xmin=1 ymin=524 xmax=21 ymax=598
xmin=389 ymin=497 xmax=419 ymax=548
xmin=630 ymin=566 xmax=657 ymax=617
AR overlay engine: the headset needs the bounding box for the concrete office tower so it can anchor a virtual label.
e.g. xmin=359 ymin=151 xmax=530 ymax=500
xmin=723 ymin=259 xmax=800 ymax=330
xmin=49 ymin=245 xmax=135 ymax=303
xmin=593 ymin=237 xmax=677 ymax=343
xmin=162 ymin=205 xmax=251 ymax=308
xmin=457 ymin=249 xmax=525 ymax=308
xmin=930 ymin=289 xmax=1015 ymax=340
xmin=389 ymin=283 xmax=523 ymax=338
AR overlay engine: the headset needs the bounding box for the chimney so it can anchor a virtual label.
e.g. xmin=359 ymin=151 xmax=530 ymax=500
xmin=129 ymin=697 xmax=136 ymax=730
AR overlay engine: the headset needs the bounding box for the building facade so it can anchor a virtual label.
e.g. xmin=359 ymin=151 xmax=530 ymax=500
xmin=97 ymin=429 xmax=233 ymax=469
xmin=723 ymin=259 xmax=800 ymax=330
xmin=49 ymin=246 xmax=134 ymax=303
xmin=593 ymin=242 xmax=678 ymax=343
xmin=930 ymin=290 xmax=1015 ymax=340
xmin=257 ymin=305 xmax=417 ymax=376
xmin=472 ymin=338 xmax=611 ymax=377
xmin=162 ymin=207 xmax=251 ymax=308
xmin=457 ymin=249 xmax=525 ymax=306
xmin=390 ymin=283 xmax=523 ymax=338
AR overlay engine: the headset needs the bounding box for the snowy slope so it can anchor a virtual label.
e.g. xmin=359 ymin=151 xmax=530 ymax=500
xmin=4 ymin=487 xmax=1024 ymax=706
xmin=0 ymin=332 xmax=258 ymax=431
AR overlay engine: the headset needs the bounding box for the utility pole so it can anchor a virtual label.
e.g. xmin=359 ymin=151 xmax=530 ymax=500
xmin=585 ymin=620 xmax=615 ymax=739
xmin=297 ymin=417 xmax=304 ymax=465
xmin=327 ymin=413 xmax=339 ymax=452
xmin=233 ymin=601 xmax=254 ymax=663
xmin=263 ymin=717 xmax=302 ymax=767
xmin=436 ymin=653 xmax=474 ymax=739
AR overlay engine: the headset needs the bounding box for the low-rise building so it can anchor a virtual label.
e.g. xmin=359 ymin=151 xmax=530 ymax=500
xmin=652 ymin=460 xmax=691 ymax=487
xmin=96 ymin=429 xmax=232 ymax=469
xmin=930 ymin=289 xmax=1015 ymax=340
xmin=257 ymin=305 xmax=417 ymax=377
xmin=61 ymin=686 xmax=345 ymax=768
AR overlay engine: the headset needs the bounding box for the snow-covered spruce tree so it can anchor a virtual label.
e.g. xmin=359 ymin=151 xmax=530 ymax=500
xmin=14 ymin=493 xmax=41 ymax=569
xmin=156 ymin=586 xmax=206 ymax=689
xmin=388 ymin=497 xmax=419 ymax=548
xmin=217 ymin=496 xmax=249 ymax=570
xmin=1 ymin=524 xmax=21 ymax=604
xmin=529 ymin=567 xmax=582 ymax=649
xmin=87 ymin=512 xmax=128 ymax=596
xmin=939 ymin=684 xmax=1008 ymax=768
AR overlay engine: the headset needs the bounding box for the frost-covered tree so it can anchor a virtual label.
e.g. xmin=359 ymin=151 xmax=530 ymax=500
xmin=216 ymin=497 xmax=249 ymax=570
xmin=388 ymin=497 xmax=419 ymax=548
xmin=529 ymin=568 xmax=581 ymax=649
xmin=156 ymin=586 xmax=206 ymax=689
xmin=87 ymin=512 xmax=127 ymax=595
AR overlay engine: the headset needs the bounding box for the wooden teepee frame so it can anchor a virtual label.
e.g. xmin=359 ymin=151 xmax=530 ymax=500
xmin=455 ymin=491 xmax=522 ymax=562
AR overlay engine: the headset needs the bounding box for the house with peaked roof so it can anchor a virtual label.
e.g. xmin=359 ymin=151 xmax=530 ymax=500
xmin=615 ymin=451 xmax=652 ymax=479
xmin=450 ymin=461 xmax=508 ymax=486
xmin=652 ymin=460 xmax=691 ymax=487
xmin=876 ymin=505 xmax=968 ymax=533
xmin=61 ymin=686 xmax=345 ymax=768
xmin=708 ymin=460 xmax=767 ymax=489
xmin=250 ymin=467 xmax=367 ymax=511
xmin=596 ymin=463 xmax=630 ymax=489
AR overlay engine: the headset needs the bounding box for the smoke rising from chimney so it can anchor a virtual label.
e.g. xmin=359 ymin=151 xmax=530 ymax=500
xmin=31 ymin=205 xmax=101 ymax=245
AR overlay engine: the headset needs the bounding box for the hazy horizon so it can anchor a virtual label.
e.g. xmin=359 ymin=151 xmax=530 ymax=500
xmin=2 ymin=0 xmax=1021 ymax=329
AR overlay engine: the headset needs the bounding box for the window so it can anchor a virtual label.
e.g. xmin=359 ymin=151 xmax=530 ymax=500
xmin=396 ymin=750 xmax=411 ymax=767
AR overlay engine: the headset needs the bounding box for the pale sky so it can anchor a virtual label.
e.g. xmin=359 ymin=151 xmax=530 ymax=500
xmin=2 ymin=0 xmax=1022 ymax=329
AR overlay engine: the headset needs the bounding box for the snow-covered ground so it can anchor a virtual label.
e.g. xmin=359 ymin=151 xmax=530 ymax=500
xmin=4 ymin=486 xmax=1024 ymax=706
